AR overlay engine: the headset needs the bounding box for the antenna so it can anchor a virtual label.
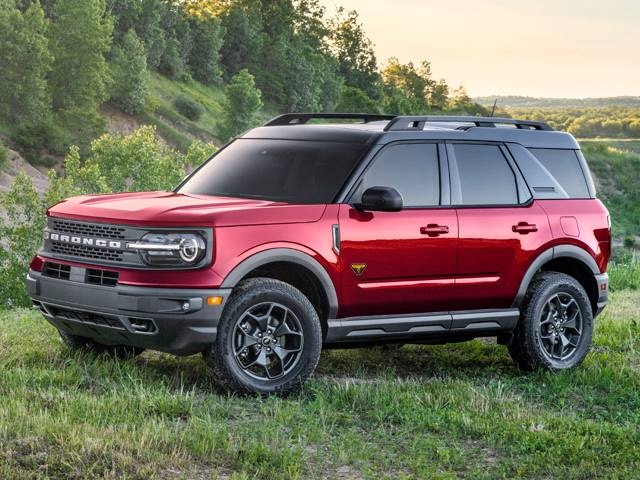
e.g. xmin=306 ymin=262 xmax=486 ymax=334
xmin=490 ymin=98 xmax=498 ymax=117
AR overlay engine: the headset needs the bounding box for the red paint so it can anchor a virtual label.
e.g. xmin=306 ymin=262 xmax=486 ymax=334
xmin=40 ymin=191 xmax=610 ymax=318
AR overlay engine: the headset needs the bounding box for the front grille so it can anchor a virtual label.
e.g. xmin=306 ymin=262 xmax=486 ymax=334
xmin=52 ymin=219 xmax=126 ymax=239
xmin=50 ymin=242 xmax=124 ymax=262
xmin=43 ymin=262 xmax=71 ymax=280
xmin=47 ymin=305 xmax=125 ymax=330
xmin=87 ymin=268 xmax=119 ymax=287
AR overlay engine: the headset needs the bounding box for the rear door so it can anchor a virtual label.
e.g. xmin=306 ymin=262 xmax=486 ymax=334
xmin=448 ymin=142 xmax=553 ymax=311
xmin=338 ymin=142 xmax=458 ymax=318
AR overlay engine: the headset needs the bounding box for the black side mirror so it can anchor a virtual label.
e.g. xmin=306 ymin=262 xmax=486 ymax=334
xmin=355 ymin=186 xmax=403 ymax=212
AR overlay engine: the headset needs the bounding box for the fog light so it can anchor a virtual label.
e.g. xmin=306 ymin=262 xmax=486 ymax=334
xmin=182 ymin=301 xmax=190 ymax=311
xmin=207 ymin=296 xmax=223 ymax=306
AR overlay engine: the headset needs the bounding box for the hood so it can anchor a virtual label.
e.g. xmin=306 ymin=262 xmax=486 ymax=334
xmin=47 ymin=191 xmax=327 ymax=227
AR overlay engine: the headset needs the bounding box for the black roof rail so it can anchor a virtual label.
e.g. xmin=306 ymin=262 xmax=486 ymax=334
xmin=264 ymin=112 xmax=396 ymax=126
xmin=383 ymin=115 xmax=553 ymax=132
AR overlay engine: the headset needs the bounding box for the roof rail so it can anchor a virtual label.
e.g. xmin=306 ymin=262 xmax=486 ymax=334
xmin=383 ymin=116 xmax=553 ymax=132
xmin=264 ymin=113 xmax=396 ymax=126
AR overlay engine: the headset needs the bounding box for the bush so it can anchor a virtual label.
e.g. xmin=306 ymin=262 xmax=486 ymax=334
xmin=173 ymin=94 xmax=204 ymax=121
xmin=219 ymin=69 xmax=262 ymax=140
xmin=0 ymin=126 xmax=198 ymax=308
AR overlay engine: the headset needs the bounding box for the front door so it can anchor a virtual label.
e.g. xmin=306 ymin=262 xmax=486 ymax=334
xmin=338 ymin=142 xmax=458 ymax=318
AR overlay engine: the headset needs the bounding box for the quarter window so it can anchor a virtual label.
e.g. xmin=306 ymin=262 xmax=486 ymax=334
xmin=453 ymin=144 xmax=519 ymax=205
xmin=356 ymin=143 xmax=440 ymax=207
xmin=528 ymin=148 xmax=590 ymax=198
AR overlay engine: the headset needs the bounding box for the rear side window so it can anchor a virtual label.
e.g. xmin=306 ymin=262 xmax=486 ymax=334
xmin=356 ymin=143 xmax=440 ymax=207
xmin=528 ymin=149 xmax=590 ymax=198
xmin=453 ymin=144 xmax=518 ymax=205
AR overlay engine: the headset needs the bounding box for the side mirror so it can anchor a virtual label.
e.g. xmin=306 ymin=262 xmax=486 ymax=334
xmin=355 ymin=186 xmax=403 ymax=212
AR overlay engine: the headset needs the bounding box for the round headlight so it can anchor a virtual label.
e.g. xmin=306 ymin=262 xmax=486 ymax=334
xmin=179 ymin=237 xmax=200 ymax=262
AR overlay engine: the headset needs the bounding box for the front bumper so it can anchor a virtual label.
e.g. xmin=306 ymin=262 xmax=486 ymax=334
xmin=26 ymin=269 xmax=231 ymax=356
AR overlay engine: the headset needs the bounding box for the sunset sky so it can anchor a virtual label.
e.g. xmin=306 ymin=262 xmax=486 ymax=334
xmin=318 ymin=0 xmax=640 ymax=98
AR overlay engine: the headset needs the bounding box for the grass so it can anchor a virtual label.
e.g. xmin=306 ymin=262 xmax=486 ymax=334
xmin=581 ymin=142 xmax=640 ymax=240
xmin=1 ymin=289 xmax=639 ymax=479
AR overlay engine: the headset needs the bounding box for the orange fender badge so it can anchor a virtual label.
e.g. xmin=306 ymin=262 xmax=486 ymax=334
xmin=351 ymin=263 xmax=367 ymax=276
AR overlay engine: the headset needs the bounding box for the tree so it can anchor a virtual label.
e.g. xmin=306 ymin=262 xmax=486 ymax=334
xmin=381 ymin=57 xmax=432 ymax=114
xmin=220 ymin=69 xmax=263 ymax=140
xmin=329 ymin=8 xmax=381 ymax=100
xmin=110 ymin=30 xmax=149 ymax=114
xmin=48 ymin=0 xmax=113 ymax=111
xmin=188 ymin=16 xmax=224 ymax=84
xmin=220 ymin=0 xmax=262 ymax=79
xmin=0 ymin=1 xmax=52 ymax=127
xmin=429 ymin=79 xmax=449 ymax=111
xmin=335 ymin=86 xmax=379 ymax=113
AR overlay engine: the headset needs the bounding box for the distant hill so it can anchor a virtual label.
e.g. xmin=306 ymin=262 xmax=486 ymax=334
xmin=473 ymin=96 xmax=640 ymax=109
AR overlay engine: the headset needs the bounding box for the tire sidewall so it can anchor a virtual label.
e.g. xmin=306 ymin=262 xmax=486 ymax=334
xmin=527 ymin=277 xmax=593 ymax=370
xmin=214 ymin=280 xmax=322 ymax=394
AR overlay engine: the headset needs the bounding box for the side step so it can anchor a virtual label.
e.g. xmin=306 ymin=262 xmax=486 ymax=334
xmin=325 ymin=309 xmax=519 ymax=344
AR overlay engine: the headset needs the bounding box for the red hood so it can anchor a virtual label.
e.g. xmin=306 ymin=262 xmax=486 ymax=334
xmin=47 ymin=191 xmax=327 ymax=227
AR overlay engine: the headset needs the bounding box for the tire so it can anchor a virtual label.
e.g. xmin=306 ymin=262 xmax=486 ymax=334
xmin=58 ymin=330 xmax=145 ymax=359
xmin=202 ymin=278 xmax=322 ymax=395
xmin=508 ymin=271 xmax=593 ymax=371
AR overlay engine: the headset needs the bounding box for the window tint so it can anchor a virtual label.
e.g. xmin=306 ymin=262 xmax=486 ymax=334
xmin=454 ymin=144 xmax=518 ymax=205
xmin=528 ymin=148 xmax=590 ymax=198
xmin=178 ymin=139 xmax=367 ymax=204
xmin=357 ymin=143 xmax=440 ymax=207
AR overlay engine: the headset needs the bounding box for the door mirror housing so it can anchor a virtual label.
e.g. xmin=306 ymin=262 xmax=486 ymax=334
xmin=355 ymin=186 xmax=403 ymax=212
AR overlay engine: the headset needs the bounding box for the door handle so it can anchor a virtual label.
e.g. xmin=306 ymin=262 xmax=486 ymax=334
xmin=420 ymin=224 xmax=449 ymax=236
xmin=512 ymin=222 xmax=538 ymax=234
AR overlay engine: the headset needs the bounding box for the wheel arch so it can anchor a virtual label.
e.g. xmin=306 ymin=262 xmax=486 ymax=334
xmin=513 ymin=245 xmax=600 ymax=314
xmin=220 ymin=248 xmax=339 ymax=323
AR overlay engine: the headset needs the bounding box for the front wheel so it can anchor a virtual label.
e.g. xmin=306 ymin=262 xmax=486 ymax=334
xmin=508 ymin=272 xmax=593 ymax=371
xmin=203 ymin=278 xmax=322 ymax=395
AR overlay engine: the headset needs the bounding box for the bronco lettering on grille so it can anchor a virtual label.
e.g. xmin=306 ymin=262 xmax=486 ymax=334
xmin=44 ymin=231 xmax=123 ymax=249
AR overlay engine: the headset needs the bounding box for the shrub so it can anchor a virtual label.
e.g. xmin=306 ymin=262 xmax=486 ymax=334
xmin=173 ymin=94 xmax=204 ymax=121
xmin=219 ymin=69 xmax=262 ymax=140
xmin=0 ymin=126 xmax=196 ymax=308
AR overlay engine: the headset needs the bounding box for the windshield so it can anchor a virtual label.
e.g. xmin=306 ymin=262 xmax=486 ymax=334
xmin=178 ymin=139 xmax=367 ymax=204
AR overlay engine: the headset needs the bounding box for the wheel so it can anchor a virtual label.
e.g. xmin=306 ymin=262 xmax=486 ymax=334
xmin=58 ymin=330 xmax=145 ymax=358
xmin=203 ymin=278 xmax=322 ymax=395
xmin=508 ymin=272 xmax=593 ymax=371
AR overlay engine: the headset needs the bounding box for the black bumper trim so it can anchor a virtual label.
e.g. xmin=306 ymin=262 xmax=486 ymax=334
xmin=27 ymin=270 xmax=232 ymax=356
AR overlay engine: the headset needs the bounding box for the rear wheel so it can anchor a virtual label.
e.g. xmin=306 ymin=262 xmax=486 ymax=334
xmin=203 ymin=278 xmax=322 ymax=395
xmin=58 ymin=330 xmax=144 ymax=358
xmin=508 ymin=272 xmax=593 ymax=371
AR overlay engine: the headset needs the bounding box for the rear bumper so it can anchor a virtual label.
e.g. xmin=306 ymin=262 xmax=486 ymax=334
xmin=26 ymin=269 xmax=231 ymax=356
xmin=594 ymin=272 xmax=609 ymax=317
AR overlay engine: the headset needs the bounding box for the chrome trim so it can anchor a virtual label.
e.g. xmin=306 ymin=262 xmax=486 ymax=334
xmin=127 ymin=242 xmax=181 ymax=251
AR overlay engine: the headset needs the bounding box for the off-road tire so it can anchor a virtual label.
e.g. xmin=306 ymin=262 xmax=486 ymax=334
xmin=58 ymin=330 xmax=145 ymax=358
xmin=508 ymin=271 xmax=593 ymax=371
xmin=203 ymin=278 xmax=322 ymax=395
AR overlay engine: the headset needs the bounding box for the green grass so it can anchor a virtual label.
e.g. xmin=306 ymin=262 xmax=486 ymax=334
xmin=1 ymin=290 xmax=639 ymax=479
xmin=581 ymin=142 xmax=640 ymax=240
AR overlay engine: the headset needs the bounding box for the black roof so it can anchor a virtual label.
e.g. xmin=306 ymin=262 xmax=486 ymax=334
xmin=241 ymin=113 xmax=579 ymax=149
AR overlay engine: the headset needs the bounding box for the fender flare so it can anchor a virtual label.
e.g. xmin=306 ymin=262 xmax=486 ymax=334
xmin=220 ymin=248 xmax=339 ymax=318
xmin=512 ymin=245 xmax=600 ymax=308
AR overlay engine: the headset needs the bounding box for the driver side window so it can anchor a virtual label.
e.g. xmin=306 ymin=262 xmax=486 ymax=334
xmin=355 ymin=143 xmax=440 ymax=207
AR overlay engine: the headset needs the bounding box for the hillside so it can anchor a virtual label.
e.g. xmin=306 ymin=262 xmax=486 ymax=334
xmin=474 ymin=95 xmax=640 ymax=108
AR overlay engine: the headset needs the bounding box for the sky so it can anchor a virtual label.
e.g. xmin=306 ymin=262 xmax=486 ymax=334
xmin=318 ymin=0 xmax=640 ymax=98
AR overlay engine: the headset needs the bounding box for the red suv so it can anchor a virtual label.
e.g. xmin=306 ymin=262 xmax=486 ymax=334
xmin=27 ymin=114 xmax=610 ymax=394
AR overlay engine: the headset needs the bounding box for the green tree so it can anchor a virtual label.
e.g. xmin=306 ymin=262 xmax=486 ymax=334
xmin=188 ymin=16 xmax=224 ymax=84
xmin=0 ymin=1 xmax=52 ymax=127
xmin=335 ymin=86 xmax=379 ymax=113
xmin=220 ymin=0 xmax=263 ymax=79
xmin=220 ymin=69 xmax=263 ymax=140
xmin=329 ymin=8 xmax=381 ymax=100
xmin=381 ymin=57 xmax=432 ymax=114
xmin=110 ymin=29 xmax=149 ymax=114
xmin=48 ymin=0 xmax=113 ymax=111
xmin=429 ymin=79 xmax=449 ymax=111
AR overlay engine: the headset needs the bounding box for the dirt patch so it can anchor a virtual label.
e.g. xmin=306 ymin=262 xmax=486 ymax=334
xmin=0 ymin=148 xmax=49 ymax=195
